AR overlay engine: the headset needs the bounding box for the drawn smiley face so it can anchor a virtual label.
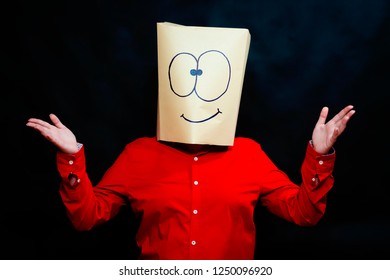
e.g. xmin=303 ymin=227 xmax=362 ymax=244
xmin=168 ymin=50 xmax=231 ymax=123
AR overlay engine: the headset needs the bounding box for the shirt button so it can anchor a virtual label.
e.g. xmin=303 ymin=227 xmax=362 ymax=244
xmin=312 ymin=178 xmax=316 ymax=182
xmin=194 ymin=181 xmax=199 ymax=186
xmin=69 ymin=160 xmax=74 ymax=165
xmin=194 ymin=156 xmax=198 ymax=162
xmin=193 ymin=210 xmax=198 ymax=215
xmin=77 ymin=179 xmax=81 ymax=183
xmin=319 ymin=160 xmax=324 ymax=165
xmin=191 ymin=240 xmax=196 ymax=246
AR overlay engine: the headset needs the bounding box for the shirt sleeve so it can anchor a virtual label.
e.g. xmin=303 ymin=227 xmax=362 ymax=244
xmin=258 ymin=140 xmax=335 ymax=226
xmin=57 ymin=145 xmax=129 ymax=230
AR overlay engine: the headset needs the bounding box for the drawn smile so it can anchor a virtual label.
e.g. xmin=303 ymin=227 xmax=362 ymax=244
xmin=180 ymin=108 xmax=222 ymax=123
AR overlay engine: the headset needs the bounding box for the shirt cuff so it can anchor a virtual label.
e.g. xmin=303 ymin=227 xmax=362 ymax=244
xmin=56 ymin=144 xmax=86 ymax=188
xmin=76 ymin=142 xmax=83 ymax=151
xmin=309 ymin=140 xmax=335 ymax=156
xmin=306 ymin=140 xmax=335 ymax=171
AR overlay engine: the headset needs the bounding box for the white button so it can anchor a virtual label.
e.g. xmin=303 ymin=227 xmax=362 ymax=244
xmin=77 ymin=179 xmax=81 ymax=183
xmin=191 ymin=240 xmax=196 ymax=245
xmin=69 ymin=160 xmax=74 ymax=165
xmin=194 ymin=181 xmax=199 ymax=186
xmin=312 ymin=178 xmax=316 ymax=182
xmin=193 ymin=210 xmax=198 ymax=215
xmin=319 ymin=160 xmax=324 ymax=165
xmin=194 ymin=156 xmax=198 ymax=161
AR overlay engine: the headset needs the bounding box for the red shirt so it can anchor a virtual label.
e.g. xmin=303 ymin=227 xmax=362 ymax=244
xmin=57 ymin=137 xmax=335 ymax=260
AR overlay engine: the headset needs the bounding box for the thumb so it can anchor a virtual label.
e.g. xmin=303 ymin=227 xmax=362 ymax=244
xmin=316 ymin=107 xmax=329 ymax=126
xmin=49 ymin=113 xmax=66 ymax=129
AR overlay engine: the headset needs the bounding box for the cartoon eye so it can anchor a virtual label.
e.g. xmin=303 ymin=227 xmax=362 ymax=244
xmin=168 ymin=50 xmax=231 ymax=102
xmin=168 ymin=52 xmax=197 ymax=98
xmin=195 ymin=50 xmax=231 ymax=102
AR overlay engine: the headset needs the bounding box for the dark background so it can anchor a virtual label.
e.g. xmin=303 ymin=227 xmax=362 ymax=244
xmin=3 ymin=0 xmax=389 ymax=260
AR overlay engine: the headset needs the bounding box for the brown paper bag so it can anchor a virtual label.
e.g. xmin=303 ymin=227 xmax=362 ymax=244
xmin=157 ymin=22 xmax=251 ymax=146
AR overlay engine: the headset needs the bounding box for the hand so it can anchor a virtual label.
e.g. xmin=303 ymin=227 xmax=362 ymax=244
xmin=26 ymin=114 xmax=79 ymax=154
xmin=312 ymin=105 xmax=355 ymax=155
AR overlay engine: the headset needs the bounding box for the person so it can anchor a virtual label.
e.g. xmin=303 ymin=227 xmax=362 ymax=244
xmin=26 ymin=23 xmax=355 ymax=260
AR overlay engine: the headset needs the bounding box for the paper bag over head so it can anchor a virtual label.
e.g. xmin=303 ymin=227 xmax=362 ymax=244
xmin=156 ymin=22 xmax=251 ymax=146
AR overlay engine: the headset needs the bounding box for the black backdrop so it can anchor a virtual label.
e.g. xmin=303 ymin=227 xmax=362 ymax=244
xmin=3 ymin=0 xmax=389 ymax=260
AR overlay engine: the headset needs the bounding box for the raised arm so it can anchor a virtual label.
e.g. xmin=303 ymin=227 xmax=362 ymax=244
xmin=259 ymin=105 xmax=356 ymax=226
xmin=26 ymin=114 xmax=128 ymax=230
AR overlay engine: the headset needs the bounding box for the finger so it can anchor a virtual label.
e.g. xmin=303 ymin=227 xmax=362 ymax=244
xmin=335 ymin=108 xmax=356 ymax=127
xmin=49 ymin=114 xmax=66 ymax=129
xmin=342 ymin=109 xmax=356 ymax=125
xmin=329 ymin=109 xmax=355 ymax=141
xmin=316 ymin=107 xmax=329 ymax=126
xmin=26 ymin=118 xmax=53 ymax=129
xmin=331 ymin=105 xmax=354 ymax=124
xmin=26 ymin=121 xmax=51 ymax=136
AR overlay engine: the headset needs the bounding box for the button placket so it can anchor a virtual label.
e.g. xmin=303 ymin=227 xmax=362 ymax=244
xmin=189 ymin=155 xmax=201 ymax=255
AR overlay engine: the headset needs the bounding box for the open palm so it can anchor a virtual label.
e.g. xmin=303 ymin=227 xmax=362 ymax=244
xmin=26 ymin=114 xmax=79 ymax=154
xmin=312 ymin=105 xmax=355 ymax=154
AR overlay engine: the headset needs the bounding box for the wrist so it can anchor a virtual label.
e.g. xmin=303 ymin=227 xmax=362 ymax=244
xmin=310 ymin=140 xmax=331 ymax=155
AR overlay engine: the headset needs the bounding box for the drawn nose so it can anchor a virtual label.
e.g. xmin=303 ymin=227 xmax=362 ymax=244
xmin=190 ymin=69 xmax=203 ymax=76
